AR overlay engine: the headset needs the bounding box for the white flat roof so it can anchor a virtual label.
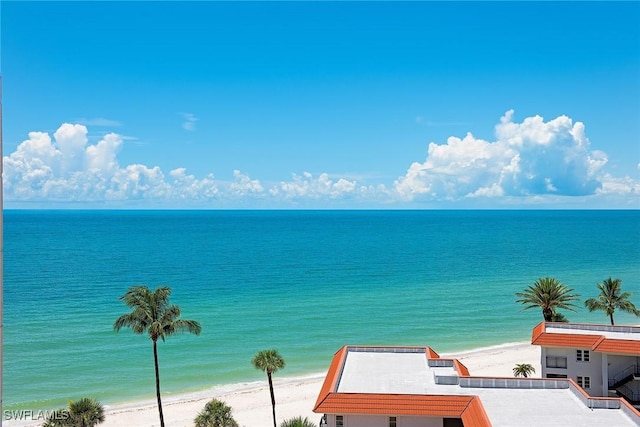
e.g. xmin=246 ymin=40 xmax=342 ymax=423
xmin=474 ymin=387 xmax=638 ymax=426
xmin=337 ymin=350 xmax=437 ymax=394
xmin=546 ymin=326 xmax=640 ymax=341
xmin=334 ymin=347 xmax=639 ymax=427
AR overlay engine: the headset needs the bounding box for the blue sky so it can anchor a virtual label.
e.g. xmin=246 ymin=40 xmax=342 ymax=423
xmin=2 ymin=1 xmax=639 ymax=209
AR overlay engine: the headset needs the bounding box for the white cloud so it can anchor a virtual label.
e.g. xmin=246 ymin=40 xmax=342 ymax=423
xmin=3 ymin=115 xmax=638 ymax=208
xmin=393 ymin=110 xmax=621 ymax=201
xmin=181 ymin=113 xmax=198 ymax=131
xmin=270 ymin=172 xmax=357 ymax=200
xmin=229 ymin=170 xmax=264 ymax=196
xmin=597 ymin=174 xmax=640 ymax=196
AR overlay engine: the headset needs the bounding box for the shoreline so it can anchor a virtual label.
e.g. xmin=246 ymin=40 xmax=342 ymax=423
xmin=5 ymin=341 xmax=540 ymax=427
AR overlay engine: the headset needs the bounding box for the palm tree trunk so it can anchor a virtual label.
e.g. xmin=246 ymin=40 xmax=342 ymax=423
xmin=267 ymin=371 xmax=276 ymax=427
xmin=610 ymin=312 xmax=615 ymax=325
xmin=543 ymin=307 xmax=553 ymax=322
xmin=153 ymin=340 xmax=165 ymax=427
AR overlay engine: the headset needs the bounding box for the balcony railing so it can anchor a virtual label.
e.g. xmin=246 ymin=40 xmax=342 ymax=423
xmin=608 ymin=364 xmax=639 ymax=388
xmin=617 ymin=384 xmax=640 ymax=404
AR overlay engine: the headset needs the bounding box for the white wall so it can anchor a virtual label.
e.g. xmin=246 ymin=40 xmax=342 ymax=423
xmin=326 ymin=414 xmax=445 ymax=427
xmin=542 ymin=346 xmax=604 ymax=396
xmin=400 ymin=416 xmax=443 ymax=427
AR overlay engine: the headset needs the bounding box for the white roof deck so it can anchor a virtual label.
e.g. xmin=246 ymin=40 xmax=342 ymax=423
xmin=337 ymin=349 xmax=437 ymax=394
xmin=334 ymin=347 xmax=639 ymax=427
xmin=545 ymin=324 xmax=640 ymax=341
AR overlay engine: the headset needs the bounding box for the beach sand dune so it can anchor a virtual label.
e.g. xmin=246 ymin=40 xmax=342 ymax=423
xmin=7 ymin=342 xmax=539 ymax=427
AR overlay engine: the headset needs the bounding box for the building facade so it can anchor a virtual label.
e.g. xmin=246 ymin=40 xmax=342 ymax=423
xmin=532 ymin=322 xmax=640 ymax=404
xmin=313 ymin=345 xmax=640 ymax=427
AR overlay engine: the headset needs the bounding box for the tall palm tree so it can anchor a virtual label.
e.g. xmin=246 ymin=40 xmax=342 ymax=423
xmin=252 ymin=349 xmax=285 ymax=427
xmin=43 ymin=398 xmax=105 ymax=427
xmin=513 ymin=363 xmax=536 ymax=378
xmin=515 ymin=277 xmax=580 ymax=322
xmin=194 ymin=398 xmax=239 ymax=427
xmin=114 ymin=285 xmax=201 ymax=427
xmin=585 ymin=277 xmax=640 ymax=325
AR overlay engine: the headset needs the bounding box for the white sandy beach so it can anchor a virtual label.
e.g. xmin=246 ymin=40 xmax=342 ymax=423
xmin=8 ymin=342 xmax=540 ymax=427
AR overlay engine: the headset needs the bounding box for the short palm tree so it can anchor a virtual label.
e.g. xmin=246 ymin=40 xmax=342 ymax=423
xmin=194 ymin=398 xmax=239 ymax=427
xmin=585 ymin=277 xmax=640 ymax=325
xmin=515 ymin=277 xmax=580 ymax=322
xmin=280 ymin=416 xmax=316 ymax=427
xmin=513 ymin=363 xmax=536 ymax=378
xmin=43 ymin=409 xmax=69 ymax=427
xmin=43 ymin=397 xmax=105 ymax=427
xmin=114 ymin=285 xmax=202 ymax=427
xmin=252 ymin=349 xmax=285 ymax=427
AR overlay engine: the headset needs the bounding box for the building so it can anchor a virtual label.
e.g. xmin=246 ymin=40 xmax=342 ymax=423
xmin=532 ymin=321 xmax=640 ymax=405
xmin=313 ymin=345 xmax=640 ymax=427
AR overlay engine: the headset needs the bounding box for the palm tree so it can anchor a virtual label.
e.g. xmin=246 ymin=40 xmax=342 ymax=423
xmin=252 ymin=349 xmax=285 ymax=427
xmin=550 ymin=311 xmax=569 ymax=323
xmin=68 ymin=398 xmax=105 ymax=427
xmin=43 ymin=409 xmax=71 ymax=427
xmin=194 ymin=399 xmax=239 ymax=427
xmin=515 ymin=277 xmax=580 ymax=322
xmin=43 ymin=398 xmax=105 ymax=427
xmin=280 ymin=416 xmax=316 ymax=427
xmin=585 ymin=277 xmax=640 ymax=325
xmin=114 ymin=285 xmax=201 ymax=427
xmin=513 ymin=363 xmax=536 ymax=378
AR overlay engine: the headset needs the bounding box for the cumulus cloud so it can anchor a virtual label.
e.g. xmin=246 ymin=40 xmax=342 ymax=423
xmin=3 ymin=123 xmax=217 ymax=203
xmin=3 ymin=113 xmax=638 ymax=207
xmin=229 ymin=170 xmax=264 ymax=197
xmin=394 ymin=110 xmax=621 ymax=201
xmin=270 ymin=172 xmax=357 ymax=200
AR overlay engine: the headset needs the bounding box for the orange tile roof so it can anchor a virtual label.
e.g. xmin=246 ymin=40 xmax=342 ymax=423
xmin=314 ymin=346 xmax=348 ymax=410
xmin=426 ymin=347 xmax=440 ymax=359
xmin=531 ymin=322 xmax=640 ymax=355
xmin=454 ymin=359 xmax=470 ymax=377
xmin=462 ymin=396 xmax=493 ymax=427
xmin=315 ymin=393 xmax=474 ymax=417
xmin=593 ymin=338 xmax=640 ymax=355
xmin=313 ymin=346 xmax=492 ymax=425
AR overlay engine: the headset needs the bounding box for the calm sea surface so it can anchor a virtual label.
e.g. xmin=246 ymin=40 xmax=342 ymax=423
xmin=4 ymin=210 xmax=640 ymax=410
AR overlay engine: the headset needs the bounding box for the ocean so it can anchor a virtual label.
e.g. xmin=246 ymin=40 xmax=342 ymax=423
xmin=3 ymin=209 xmax=640 ymax=411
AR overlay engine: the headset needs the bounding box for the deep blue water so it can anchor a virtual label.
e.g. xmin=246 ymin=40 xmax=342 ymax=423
xmin=3 ymin=210 xmax=640 ymax=410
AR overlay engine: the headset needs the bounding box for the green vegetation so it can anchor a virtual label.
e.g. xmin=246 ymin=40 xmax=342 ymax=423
xmin=512 ymin=363 xmax=536 ymax=378
xmin=280 ymin=416 xmax=317 ymax=427
xmin=194 ymin=399 xmax=239 ymax=427
xmin=585 ymin=277 xmax=640 ymax=325
xmin=550 ymin=311 xmax=569 ymax=323
xmin=515 ymin=277 xmax=580 ymax=322
xmin=252 ymin=349 xmax=286 ymax=427
xmin=114 ymin=285 xmax=202 ymax=427
xmin=43 ymin=397 xmax=105 ymax=427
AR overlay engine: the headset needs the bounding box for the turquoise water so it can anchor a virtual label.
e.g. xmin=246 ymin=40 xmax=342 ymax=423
xmin=4 ymin=210 xmax=640 ymax=410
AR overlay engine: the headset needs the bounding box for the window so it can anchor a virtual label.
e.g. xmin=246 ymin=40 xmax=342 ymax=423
xmin=577 ymin=376 xmax=591 ymax=388
xmin=576 ymin=350 xmax=590 ymax=362
xmin=546 ymin=373 xmax=568 ymax=379
xmin=546 ymin=356 xmax=567 ymax=368
xmin=389 ymin=417 xmax=397 ymax=427
xmin=336 ymin=415 xmax=344 ymax=427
